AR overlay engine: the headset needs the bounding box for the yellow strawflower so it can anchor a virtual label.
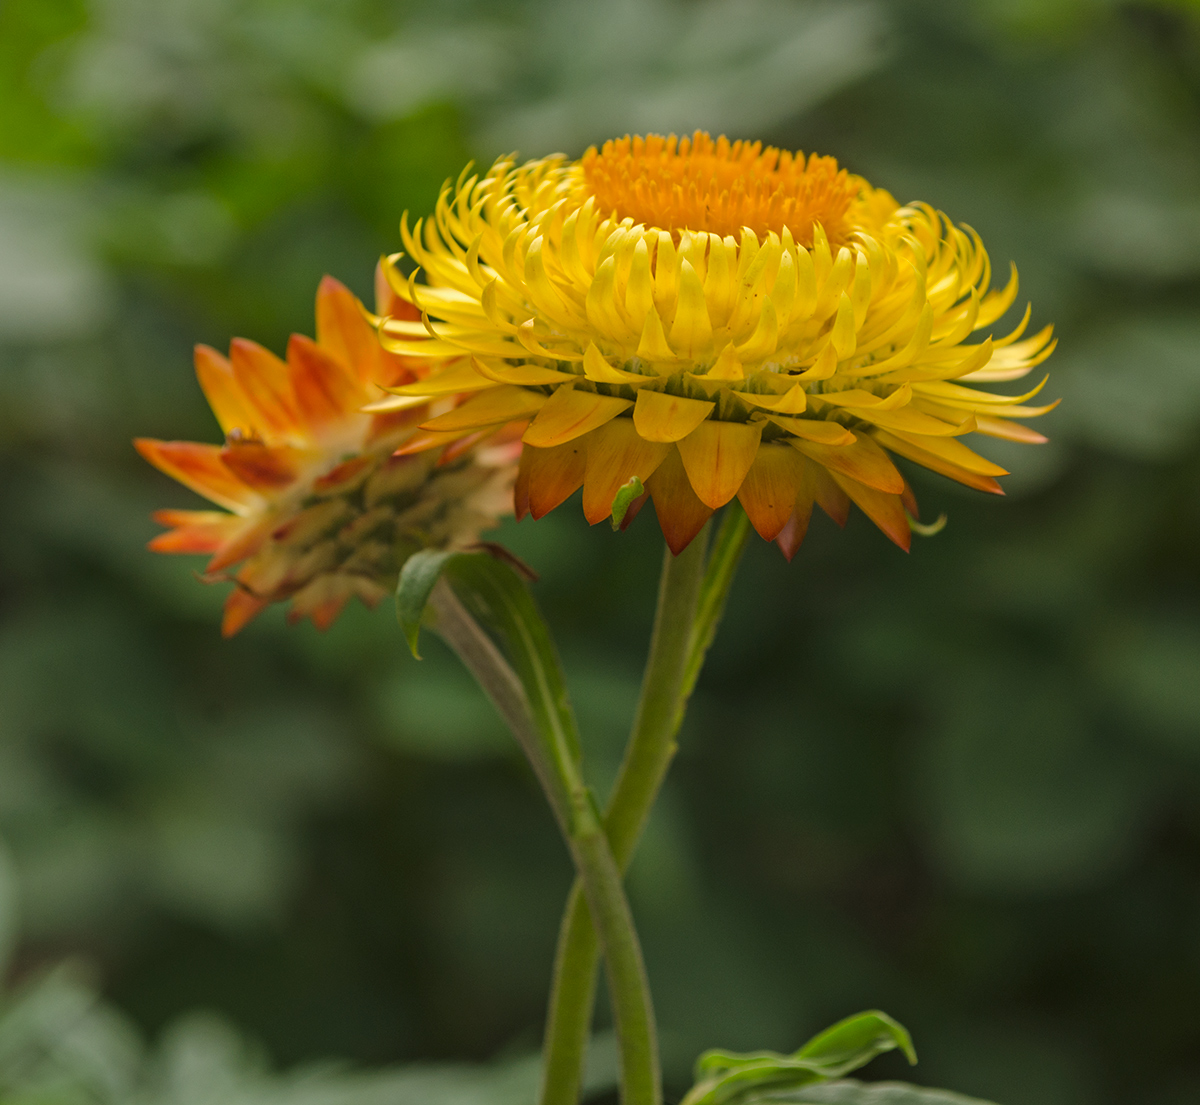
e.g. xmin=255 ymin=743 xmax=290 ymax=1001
xmin=136 ymin=272 xmax=518 ymax=635
xmin=370 ymin=131 xmax=1056 ymax=555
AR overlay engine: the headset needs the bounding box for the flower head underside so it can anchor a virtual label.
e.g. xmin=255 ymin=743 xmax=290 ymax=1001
xmin=137 ymin=272 xmax=517 ymax=635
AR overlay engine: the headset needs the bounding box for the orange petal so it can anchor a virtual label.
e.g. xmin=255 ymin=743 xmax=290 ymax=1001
xmin=790 ymin=431 xmax=905 ymax=494
xmin=287 ymin=333 xmax=365 ymax=431
xmin=194 ymin=345 xmax=255 ymax=435
xmin=829 ymin=472 xmax=911 ymax=551
xmin=632 ymin=388 xmax=714 ymax=443
xmin=421 ymin=386 xmax=546 ymax=433
xmin=645 ymin=446 xmax=713 ymax=555
xmin=229 ymin=338 xmax=302 ymax=442
xmin=514 ymin=440 xmax=587 ymax=520
xmin=812 ymin=464 xmax=851 ymax=527
xmin=871 ymin=430 xmax=1004 ymax=495
xmin=523 ymin=386 xmax=632 ymax=448
xmin=220 ymin=440 xmax=306 ymax=492
xmin=147 ymin=510 xmax=238 ymax=555
xmin=205 ymin=516 xmax=277 ymax=573
xmin=676 ymin=419 xmax=763 ymax=509
xmin=393 ymin=429 xmax=471 ymax=456
xmin=316 ymin=275 xmax=381 ymax=385
xmin=736 ymin=442 xmax=806 ymax=541
xmin=222 ymin=587 xmax=269 ymax=637
xmin=581 ymin=416 xmax=670 ymax=524
xmin=135 ymin=438 xmax=260 ymax=512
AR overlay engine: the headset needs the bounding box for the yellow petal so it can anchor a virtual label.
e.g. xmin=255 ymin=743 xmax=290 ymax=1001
xmin=736 ymin=384 xmax=807 ymax=415
xmin=361 ymin=392 xmax=432 ymax=413
xmin=419 ymin=385 xmax=545 ymax=432
xmin=821 ymin=384 xmax=913 ymax=411
xmin=860 ymin=407 xmax=975 ymax=437
xmin=705 ymin=345 xmax=744 ymax=381
xmin=795 ymin=342 xmax=838 ymax=381
xmin=386 ymin=358 xmax=491 ymax=397
xmin=668 ymin=259 xmax=713 ymax=358
xmin=732 ymin=296 xmax=778 ymax=363
xmin=636 ymin=303 xmax=677 ymax=362
xmin=633 ymin=388 xmax=715 ymax=443
xmin=830 ymin=291 xmax=857 ymax=359
xmin=766 ymin=415 xmax=855 ymax=445
xmin=523 ymin=384 xmax=633 ymax=448
xmin=676 ymin=419 xmax=763 ymax=509
xmin=472 ymin=355 xmax=576 ymax=386
xmin=583 ymin=342 xmax=651 ymax=385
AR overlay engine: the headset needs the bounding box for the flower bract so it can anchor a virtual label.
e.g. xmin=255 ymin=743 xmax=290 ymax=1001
xmin=136 ymin=272 xmax=517 ymax=635
xmin=371 ymin=131 xmax=1057 ymax=554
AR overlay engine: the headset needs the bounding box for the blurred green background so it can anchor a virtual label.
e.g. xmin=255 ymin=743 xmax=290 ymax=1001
xmin=3 ymin=1 xmax=1200 ymax=1103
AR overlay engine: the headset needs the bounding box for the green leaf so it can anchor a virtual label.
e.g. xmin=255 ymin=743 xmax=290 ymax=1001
xmin=684 ymin=1012 xmax=915 ymax=1105
xmin=747 ymin=1079 xmax=999 ymax=1104
xmin=396 ymin=548 xmax=460 ymax=658
xmin=797 ymin=1011 xmax=916 ymax=1070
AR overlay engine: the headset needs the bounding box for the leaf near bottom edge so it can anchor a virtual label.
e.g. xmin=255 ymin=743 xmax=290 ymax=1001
xmin=750 ymin=1079 xmax=1000 ymax=1105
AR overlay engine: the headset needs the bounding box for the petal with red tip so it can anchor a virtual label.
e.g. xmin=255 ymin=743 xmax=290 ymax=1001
xmin=515 ymin=440 xmax=586 ymax=520
xmin=829 ymin=473 xmax=912 ymax=550
xmin=736 ymin=442 xmax=806 ymax=541
xmin=790 ymin=432 xmax=905 ymax=494
xmin=676 ymin=419 xmax=763 ymax=509
xmin=645 ymin=446 xmax=713 ymax=555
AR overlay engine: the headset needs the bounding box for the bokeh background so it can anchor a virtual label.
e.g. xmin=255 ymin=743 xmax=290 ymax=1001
xmin=3 ymin=1 xmax=1200 ymax=1103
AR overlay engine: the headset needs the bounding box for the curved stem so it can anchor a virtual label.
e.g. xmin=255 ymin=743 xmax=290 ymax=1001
xmin=428 ymin=579 xmax=661 ymax=1105
xmin=539 ymin=505 xmax=752 ymax=1105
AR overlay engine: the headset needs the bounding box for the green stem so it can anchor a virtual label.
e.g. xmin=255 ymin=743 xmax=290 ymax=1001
xmin=428 ymin=579 xmax=661 ymax=1105
xmin=539 ymin=505 xmax=752 ymax=1105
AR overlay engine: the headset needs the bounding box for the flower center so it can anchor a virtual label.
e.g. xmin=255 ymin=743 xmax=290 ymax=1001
xmin=580 ymin=131 xmax=860 ymax=245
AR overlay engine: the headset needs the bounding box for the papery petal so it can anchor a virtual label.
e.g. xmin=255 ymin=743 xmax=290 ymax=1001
xmin=633 ymin=389 xmax=714 ymax=443
xmin=515 ymin=440 xmax=587 ymax=520
xmin=135 ymin=439 xmax=261 ymax=513
xmin=676 ymin=419 xmax=763 ymax=509
xmin=523 ymin=386 xmax=632 ymax=447
xmin=581 ymin=416 xmax=670 ymax=524
xmin=736 ymin=442 xmax=807 ymax=541
xmin=645 ymin=446 xmax=713 ymax=555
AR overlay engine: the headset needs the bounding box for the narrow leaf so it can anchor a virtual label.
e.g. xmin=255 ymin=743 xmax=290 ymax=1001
xmin=396 ymin=548 xmax=459 ymax=658
xmin=745 ymin=1079 xmax=999 ymax=1105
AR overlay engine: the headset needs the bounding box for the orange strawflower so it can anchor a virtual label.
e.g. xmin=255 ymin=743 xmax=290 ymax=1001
xmin=369 ymin=132 xmax=1056 ymax=555
xmin=136 ymin=271 xmax=518 ymax=635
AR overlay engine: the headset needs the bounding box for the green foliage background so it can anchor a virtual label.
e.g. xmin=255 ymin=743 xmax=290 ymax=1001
xmin=2 ymin=1 xmax=1200 ymax=1103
